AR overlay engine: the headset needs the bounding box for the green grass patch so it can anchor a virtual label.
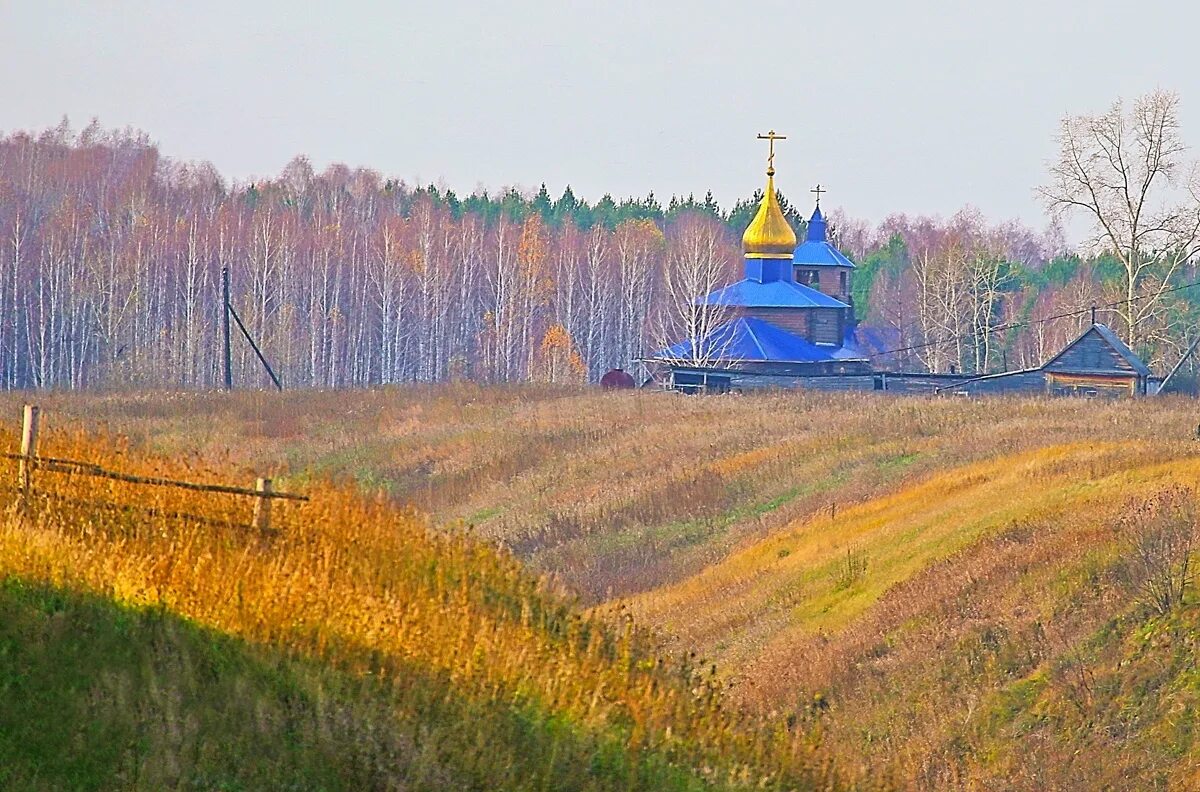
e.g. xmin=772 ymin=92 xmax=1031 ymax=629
xmin=0 ymin=576 xmax=386 ymax=791
xmin=468 ymin=505 xmax=503 ymax=524
xmin=876 ymin=451 xmax=921 ymax=472
xmin=0 ymin=577 xmax=729 ymax=792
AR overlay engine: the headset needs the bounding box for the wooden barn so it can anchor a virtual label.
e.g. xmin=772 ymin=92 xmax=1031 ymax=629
xmin=1043 ymin=323 xmax=1153 ymax=395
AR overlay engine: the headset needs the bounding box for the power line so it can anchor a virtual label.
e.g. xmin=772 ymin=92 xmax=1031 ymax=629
xmin=865 ymin=276 xmax=1200 ymax=361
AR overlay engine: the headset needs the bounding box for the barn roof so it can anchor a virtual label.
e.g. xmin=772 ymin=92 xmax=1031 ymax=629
xmin=699 ymin=278 xmax=849 ymax=309
xmin=1044 ymin=323 xmax=1152 ymax=377
xmin=1091 ymin=324 xmax=1152 ymax=376
xmin=657 ymin=317 xmax=865 ymax=364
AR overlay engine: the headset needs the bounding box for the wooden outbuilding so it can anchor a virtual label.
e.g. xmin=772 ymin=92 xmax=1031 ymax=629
xmin=1040 ymin=323 xmax=1153 ymax=396
xmin=940 ymin=323 xmax=1155 ymax=398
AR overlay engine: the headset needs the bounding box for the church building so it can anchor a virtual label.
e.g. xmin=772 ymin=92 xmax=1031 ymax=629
xmin=654 ymin=132 xmax=1160 ymax=397
xmin=658 ymin=132 xmax=869 ymax=389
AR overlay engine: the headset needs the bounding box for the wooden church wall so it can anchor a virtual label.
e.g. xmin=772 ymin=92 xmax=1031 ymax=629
xmin=741 ymin=308 xmax=845 ymax=345
xmin=811 ymin=310 xmax=842 ymax=345
xmin=745 ymin=308 xmax=809 ymax=337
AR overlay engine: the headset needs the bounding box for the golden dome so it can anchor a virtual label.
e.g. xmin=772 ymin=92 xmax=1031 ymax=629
xmin=741 ymin=174 xmax=797 ymax=259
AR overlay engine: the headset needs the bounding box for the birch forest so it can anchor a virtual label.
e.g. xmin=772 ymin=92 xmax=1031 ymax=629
xmin=3 ymin=112 xmax=1199 ymax=390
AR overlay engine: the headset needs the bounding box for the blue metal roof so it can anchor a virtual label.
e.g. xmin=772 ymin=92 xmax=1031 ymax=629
xmin=700 ymin=278 xmax=849 ymax=309
xmin=793 ymin=241 xmax=857 ymax=268
xmin=658 ymin=317 xmax=863 ymax=363
xmin=837 ymin=324 xmax=871 ymax=360
xmin=793 ymin=206 xmax=857 ymax=269
xmin=806 ymin=205 xmax=830 ymax=242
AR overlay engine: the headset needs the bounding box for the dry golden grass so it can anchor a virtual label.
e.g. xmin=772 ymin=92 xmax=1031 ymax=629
xmin=629 ymin=441 xmax=1194 ymax=658
xmin=9 ymin=386 xmax=1199 ymax=603
xmin=0 ymin=419 xmax=843 ymax=790
xmin=627 ymin=437 xmax=1200 ymax=788
xmin=7 ymin=386 xmax=1200 ymax=788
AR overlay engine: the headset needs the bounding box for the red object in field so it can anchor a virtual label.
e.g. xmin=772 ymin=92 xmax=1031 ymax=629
xmin=600 ymin=368 xmax=636 ymax=390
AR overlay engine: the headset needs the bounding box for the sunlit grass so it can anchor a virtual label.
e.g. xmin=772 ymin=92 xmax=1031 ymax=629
xmin=7 ymin=387 xmax=1200 ymax=787
xmin=16 ymin=388 xmax=1200 ymax=607
xmin=630 ymin=442 xmax=1195 ymax=660
xmin=0 ymin=422 xmax=838 ymax=791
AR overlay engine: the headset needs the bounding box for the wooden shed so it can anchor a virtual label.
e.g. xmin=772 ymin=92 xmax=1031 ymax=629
xmin=1041 ymin=323 xmax=1152 ymax=397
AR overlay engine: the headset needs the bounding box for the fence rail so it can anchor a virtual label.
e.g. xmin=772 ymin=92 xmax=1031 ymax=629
xmin=0 ymin=451 xmax=308 ymax=502
xmin=10 ymin=404 xmax=307 ymax=530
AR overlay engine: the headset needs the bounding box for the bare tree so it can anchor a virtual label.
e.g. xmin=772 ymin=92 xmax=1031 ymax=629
xmin=912 ymin=232 xmax=968 ymax=373
xmin=1040 ymin=90 xmax=1200 ymax=350
xmin=615 ymin=219 xmax=664 ymax=379
xmin=654 ymin=212 xmax=736 ymax=368
xmin=962 ymin=225 xmax=1012 ymax=374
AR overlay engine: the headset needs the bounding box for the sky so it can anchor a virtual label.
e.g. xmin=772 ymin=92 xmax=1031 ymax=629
xmin=2 ymin=0 xmax=1199 ymax=234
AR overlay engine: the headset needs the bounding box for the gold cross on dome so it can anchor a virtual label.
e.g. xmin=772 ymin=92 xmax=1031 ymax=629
xmin=756 ymin=130 xmax=786 ymax=175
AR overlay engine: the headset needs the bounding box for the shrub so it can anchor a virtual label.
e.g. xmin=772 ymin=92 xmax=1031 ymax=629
xmin=831 ymin=548 xmax=868 ymax=592
xmin=1116 ymin=486 xmax=1198 ymax=616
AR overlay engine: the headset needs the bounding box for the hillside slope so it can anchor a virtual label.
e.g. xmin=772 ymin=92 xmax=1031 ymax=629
xmin=0 ymin=425 xmax=836 ymax=791
xmin=0 ymin=578 xmax=441 ymax=791
xmin=629 ymin=440 xmax=1200 ymax=788
xmin=8 ymin=388 xmax=1200 ymax=788
xmin=11 ymin=387 xmax=1199 ymax=602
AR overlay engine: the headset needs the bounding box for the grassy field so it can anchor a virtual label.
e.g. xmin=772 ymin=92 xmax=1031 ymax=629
xmin=0 ymin=418 xmax=837 ymax=791
xmin=14 ymin=386 xmax=1196 ymax=601
xmin=0 ymin=578 xmax=433 ymax=791
xmin=4 ymin=386 xmax=1200 ymax=788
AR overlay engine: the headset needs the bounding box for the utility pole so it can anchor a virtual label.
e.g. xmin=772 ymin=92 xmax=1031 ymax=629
xmin=222 ymin=267 xmax=233 ymax=390
xmin=220 ymin=264 xmax=283 ymax=392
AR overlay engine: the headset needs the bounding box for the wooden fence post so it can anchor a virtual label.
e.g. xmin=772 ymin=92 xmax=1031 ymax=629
xmin=253 ymin=477 xmax=273 ymax=531
xmin=18 ymin=405 xmax=40 ymax=497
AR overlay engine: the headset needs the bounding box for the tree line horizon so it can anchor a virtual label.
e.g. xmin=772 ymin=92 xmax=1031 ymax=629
xmin=2 ymin=93 xmax=1199 ymax=390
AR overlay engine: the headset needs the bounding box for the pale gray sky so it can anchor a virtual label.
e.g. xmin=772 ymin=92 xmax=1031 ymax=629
xmin=2 ymin=0 xmax=1198 ymax=231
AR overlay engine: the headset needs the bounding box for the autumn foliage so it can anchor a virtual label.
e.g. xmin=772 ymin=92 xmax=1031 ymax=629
xmin=6 ymin=119 xmax=1200 ymax=394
